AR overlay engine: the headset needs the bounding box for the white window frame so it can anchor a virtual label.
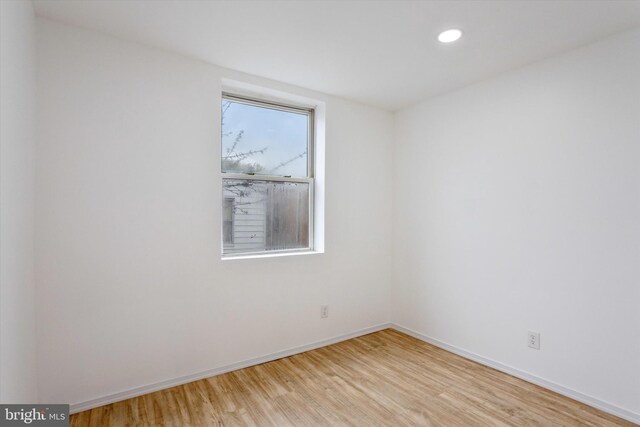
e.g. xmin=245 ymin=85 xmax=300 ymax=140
xmin=221 ymin=93 xmax=315 ymax=258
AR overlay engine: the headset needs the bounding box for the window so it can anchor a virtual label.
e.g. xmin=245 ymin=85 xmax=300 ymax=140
xmin=221 ymin=93 xmax=313 ymax=257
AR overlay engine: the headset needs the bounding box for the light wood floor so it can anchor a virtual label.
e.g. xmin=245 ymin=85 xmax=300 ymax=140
xmin=70 ymin=329 xmax=634 ymax=426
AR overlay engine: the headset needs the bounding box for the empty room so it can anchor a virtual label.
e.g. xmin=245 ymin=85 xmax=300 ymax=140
xmin=1 ymin=0 xmax=639 ymax=425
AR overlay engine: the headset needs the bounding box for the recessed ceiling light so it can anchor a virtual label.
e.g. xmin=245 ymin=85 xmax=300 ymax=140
xmin=438 ymin=29 xmax=462 ymax=43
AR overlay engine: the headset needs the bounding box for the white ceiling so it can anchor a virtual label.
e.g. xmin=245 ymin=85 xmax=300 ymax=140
xmin=33 ymin=0 xmax=640 ymax=111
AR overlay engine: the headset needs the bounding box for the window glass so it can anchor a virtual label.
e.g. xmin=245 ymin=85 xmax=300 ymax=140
xmin=222 ymin=99 xmax=309 ymax=177
xmin=223 ymin=198 xmax=234 ymax=245
xmin=222 ymin=179 xmax=309 ymax=255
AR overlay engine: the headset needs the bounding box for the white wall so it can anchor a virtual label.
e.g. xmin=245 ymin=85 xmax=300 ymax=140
xmin=0 ymin=0 xmax=38 ymax=403
xmin=35 ymin=19 xmax=393 ymax=406
xmin=393 ymin=29 xmax=640 ymax=416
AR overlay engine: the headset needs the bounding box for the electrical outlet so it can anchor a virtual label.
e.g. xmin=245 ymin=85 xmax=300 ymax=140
xmin=320 ymin=305 xmax=329 ymax=319
xmin=528 ymin=331 xmax=540 ymax=350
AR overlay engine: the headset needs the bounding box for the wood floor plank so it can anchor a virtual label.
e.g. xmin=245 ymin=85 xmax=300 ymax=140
xmin=70 ymin=329 xmax=635 ymax=426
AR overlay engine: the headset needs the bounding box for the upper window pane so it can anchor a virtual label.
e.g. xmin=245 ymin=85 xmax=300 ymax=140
xmin=222 ymin=97 xmax=309 ymax=177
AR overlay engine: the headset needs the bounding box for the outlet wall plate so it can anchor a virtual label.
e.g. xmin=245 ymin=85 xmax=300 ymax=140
xmin=321 ymin=305 xmax=329 ymax=318
xmin=528 ymin=331 xmax=540 ymax=350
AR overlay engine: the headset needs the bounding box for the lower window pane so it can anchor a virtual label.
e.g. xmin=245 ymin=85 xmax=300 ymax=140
xmin=223 ymin=179 xmax=310 ymax=255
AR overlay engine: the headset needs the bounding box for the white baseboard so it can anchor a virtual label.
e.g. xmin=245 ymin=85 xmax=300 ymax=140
xmin=390 ymin=323 xmax=640 ymax=425
xmin=69 ymin=323 xmax=391 ymax=414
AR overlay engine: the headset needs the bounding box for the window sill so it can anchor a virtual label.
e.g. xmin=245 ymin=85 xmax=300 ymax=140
xmin=221 ymin=250 xmax=322 ymax=261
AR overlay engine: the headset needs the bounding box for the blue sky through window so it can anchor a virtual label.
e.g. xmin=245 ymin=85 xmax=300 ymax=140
xmin=222 ymin=100 xmax=309 ymax=177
